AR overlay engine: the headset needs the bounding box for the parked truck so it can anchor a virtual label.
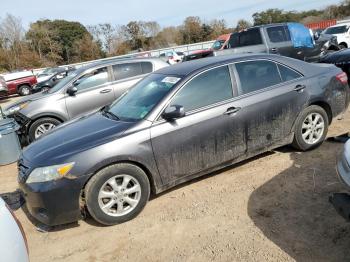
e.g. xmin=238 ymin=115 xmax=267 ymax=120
xmin=1 ymin=71 xmax=37 ymax=96
xmin=214 ymin=22 xmax=339 ymax=62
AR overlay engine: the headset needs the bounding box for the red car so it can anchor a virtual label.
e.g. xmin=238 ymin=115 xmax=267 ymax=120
xmin=2 ymin=71 xmax=37 ymax=96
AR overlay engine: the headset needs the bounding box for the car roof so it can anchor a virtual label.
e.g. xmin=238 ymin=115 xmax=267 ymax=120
xmin=75 ymin=57 xmax=166 ymax=74
xmin=155 ymin=53 xmax=287 ymax=76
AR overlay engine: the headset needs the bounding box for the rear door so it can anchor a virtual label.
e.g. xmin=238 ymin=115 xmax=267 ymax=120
xmin=150 ymin=65 xmax=246 ymax=184
xmin=232 ymin=59 xmax=308 ymax=152
xmin=264 ymin=25 xmax=304 ymax=60
xmin=111 ymin=62 xmax=153 ymax=99
xmin=65 ymin=66 xmax=114 ymax=118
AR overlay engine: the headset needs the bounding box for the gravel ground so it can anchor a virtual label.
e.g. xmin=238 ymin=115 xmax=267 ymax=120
xmin=1 ymin=95 xmax=350 ymax=262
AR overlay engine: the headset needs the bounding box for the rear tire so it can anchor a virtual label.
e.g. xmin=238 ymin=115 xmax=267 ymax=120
xmin=28 ymin=117 xmax=61 ymax=142
xmin=18 ymin=85 xmax=31 ymax=96
xmin=292 ymin=105 xmax=329 ymax=151
xmin=85 ymin=163 xmax=150 ymax=226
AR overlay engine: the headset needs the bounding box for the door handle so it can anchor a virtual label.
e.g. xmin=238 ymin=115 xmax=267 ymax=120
xmin=294 ymin=84 xmax=306 ymax=92
xmin=270 ymin=48 xmax=277 ymax=53
xmin=100 ymin=89 xmax=112 ymax=94
xmin=224 ymin=107 xmax=241 ymax=115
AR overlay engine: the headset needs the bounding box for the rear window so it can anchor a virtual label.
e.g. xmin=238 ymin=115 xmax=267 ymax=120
xmin=267 ymin=26 xmax=291 ymax=43
xmin=113 ymin=62 xmax=142 ymax=81
xmin=278 ymin=64 xmax=302 ymax=82
xmin=228 ymin=28 xmax=262 ymax=48
xmin=235 ymin=60 xmax=281 ymax=94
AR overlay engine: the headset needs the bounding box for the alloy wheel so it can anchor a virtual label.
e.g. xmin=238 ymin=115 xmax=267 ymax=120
xmin=98 ymin=174 xmax=141 ymax=217
xmin=301 ymin=112 xmax=325 ymax=145
xmin=34 ymin=123 xmax=56 ymax=139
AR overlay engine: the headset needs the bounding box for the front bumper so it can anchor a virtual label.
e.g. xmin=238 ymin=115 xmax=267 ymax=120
xmin=18 ymin=176 xmax=86 ymax=226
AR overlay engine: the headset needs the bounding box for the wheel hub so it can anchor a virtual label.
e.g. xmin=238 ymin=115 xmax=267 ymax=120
xmin=98 ymin=174 xmax=141 ymax=217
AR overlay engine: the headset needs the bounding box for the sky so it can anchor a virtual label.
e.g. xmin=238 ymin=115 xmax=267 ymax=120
xmin=0 ymin=0 xmax=344 ymax=28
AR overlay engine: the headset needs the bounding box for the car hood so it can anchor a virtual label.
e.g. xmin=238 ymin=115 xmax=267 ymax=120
xmin=22 ymin=112 xmax=135 ymax=165
xmin=320 ymin=48 xmax=350 ymax=64
xmin=4 ymin=91 xmax=53 ymax=110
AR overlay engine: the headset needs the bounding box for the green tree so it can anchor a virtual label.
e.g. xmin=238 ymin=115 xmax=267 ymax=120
xmin=27 ymin=19 xmax=97 ymax=64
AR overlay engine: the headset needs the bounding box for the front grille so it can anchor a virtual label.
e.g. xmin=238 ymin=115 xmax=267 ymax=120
xmin=17 ymin=158 xmax=30 ymax=183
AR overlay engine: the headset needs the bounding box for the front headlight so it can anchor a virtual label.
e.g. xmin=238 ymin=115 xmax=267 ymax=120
xmin=26 ymin=162 xmax=75 ymax=183
xmin=4 ymin=102 xmax=29 ymax=116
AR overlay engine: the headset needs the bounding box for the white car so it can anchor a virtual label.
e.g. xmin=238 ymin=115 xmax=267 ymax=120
xmin=323 ymin=23 xmax=350 ymax=49
xmin=0 ymin=198 xmax=29 ymax=262
xmin=159 ymin=51 xmax=182 ymax=65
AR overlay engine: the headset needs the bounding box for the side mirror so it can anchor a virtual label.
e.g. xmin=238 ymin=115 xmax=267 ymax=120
xmin=162 ymin=105 xmax=185 ymax=121
xmin=67 ymin=86 xmax=78 ymax=96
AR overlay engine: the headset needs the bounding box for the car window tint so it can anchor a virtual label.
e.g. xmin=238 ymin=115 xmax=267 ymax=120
xmin=235 ymin=60 xmax=281 ymax=94
xmin=113 ymin=63 xmax=142 ymax=81
xmin=141 ymin=62 xmax=153 ymax=74
xmin=267 ymin=26 xmax=290 ymax=43
xmin=278 ymin=64 xmax=302 ymax=82
xmin=239 ymin=28 xmax=263 ymax=47
xmin=74 ymin=67 xmax=108 ymax=91
xmin=170 ymin=66 xmax=233 ymax=112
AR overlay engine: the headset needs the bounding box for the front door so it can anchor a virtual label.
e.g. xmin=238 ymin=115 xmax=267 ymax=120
xmin=65 ymin=67 xmax=115 ymax=118
xmin=150 ymin=65 xmax=246 ymax=184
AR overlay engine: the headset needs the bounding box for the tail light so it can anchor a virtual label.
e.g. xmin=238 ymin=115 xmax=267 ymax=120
xmin=169 ymin=56 xmax=174 ymax=60
xmin=5 ymin=203 xmax=29 ymax=254
xmin=336 ymin=72 xmax=348 ymax=85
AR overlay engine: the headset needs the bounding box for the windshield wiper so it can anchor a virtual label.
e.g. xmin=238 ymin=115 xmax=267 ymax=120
xmin=101 ymin=105 xmax=119 ymax=120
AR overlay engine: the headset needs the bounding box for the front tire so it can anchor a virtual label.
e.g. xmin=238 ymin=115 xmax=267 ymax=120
xmin=292 ymin=105 xmax=329 ymax=151
xmin=28 ymin=117 xmax=61 ymax=142
xmin=85 ymin=163 xmax=150 ymax=226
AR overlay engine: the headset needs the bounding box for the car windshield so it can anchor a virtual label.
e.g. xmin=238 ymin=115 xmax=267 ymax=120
xmin=48 ymin=71 xmax=79 ymax=93
xmin=212 ymin=40 xmax=225 ymax=50
xmin=324 ymin=25 xmax=349 ymax=34
xmin=107 ymin=73 xmax=181 ymax=121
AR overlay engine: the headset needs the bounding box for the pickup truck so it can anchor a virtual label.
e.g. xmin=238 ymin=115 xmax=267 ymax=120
xmin=214 ymin=23 xmax=339 ymax=62
xmin=1 ymin=71 xmax=37 ymax=96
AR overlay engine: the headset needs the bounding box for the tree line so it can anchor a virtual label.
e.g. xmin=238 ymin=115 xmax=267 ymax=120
xmin=0 ymin=0 xmax=349 ymax=72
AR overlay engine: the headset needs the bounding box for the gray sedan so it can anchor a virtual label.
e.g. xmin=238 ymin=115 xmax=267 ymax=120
xmin=18 ymin=54 xmax=349 ymax=226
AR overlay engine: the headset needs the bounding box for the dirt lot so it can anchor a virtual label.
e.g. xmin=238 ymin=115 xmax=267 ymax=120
xmin=1 ymin=95 xmax=350 ymax=262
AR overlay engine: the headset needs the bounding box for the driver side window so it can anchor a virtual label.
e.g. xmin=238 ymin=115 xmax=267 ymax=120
xmin=74 ymin=67 xmax=109 ymax=91
xmin=170 ymin=66 xmax=233 ymax=112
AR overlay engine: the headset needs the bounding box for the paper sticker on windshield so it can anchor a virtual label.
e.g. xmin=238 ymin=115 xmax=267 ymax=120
xmin=161 ymin=77 xmax=180 ymax=84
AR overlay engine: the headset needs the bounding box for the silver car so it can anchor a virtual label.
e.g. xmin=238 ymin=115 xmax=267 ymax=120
xmin=336 ymin=139 xmax=350 ymax=187
xmin=5 ymin=58 xmax=168 ymax=141
xmin=0 ymin=198 xmax=29 ymax=262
